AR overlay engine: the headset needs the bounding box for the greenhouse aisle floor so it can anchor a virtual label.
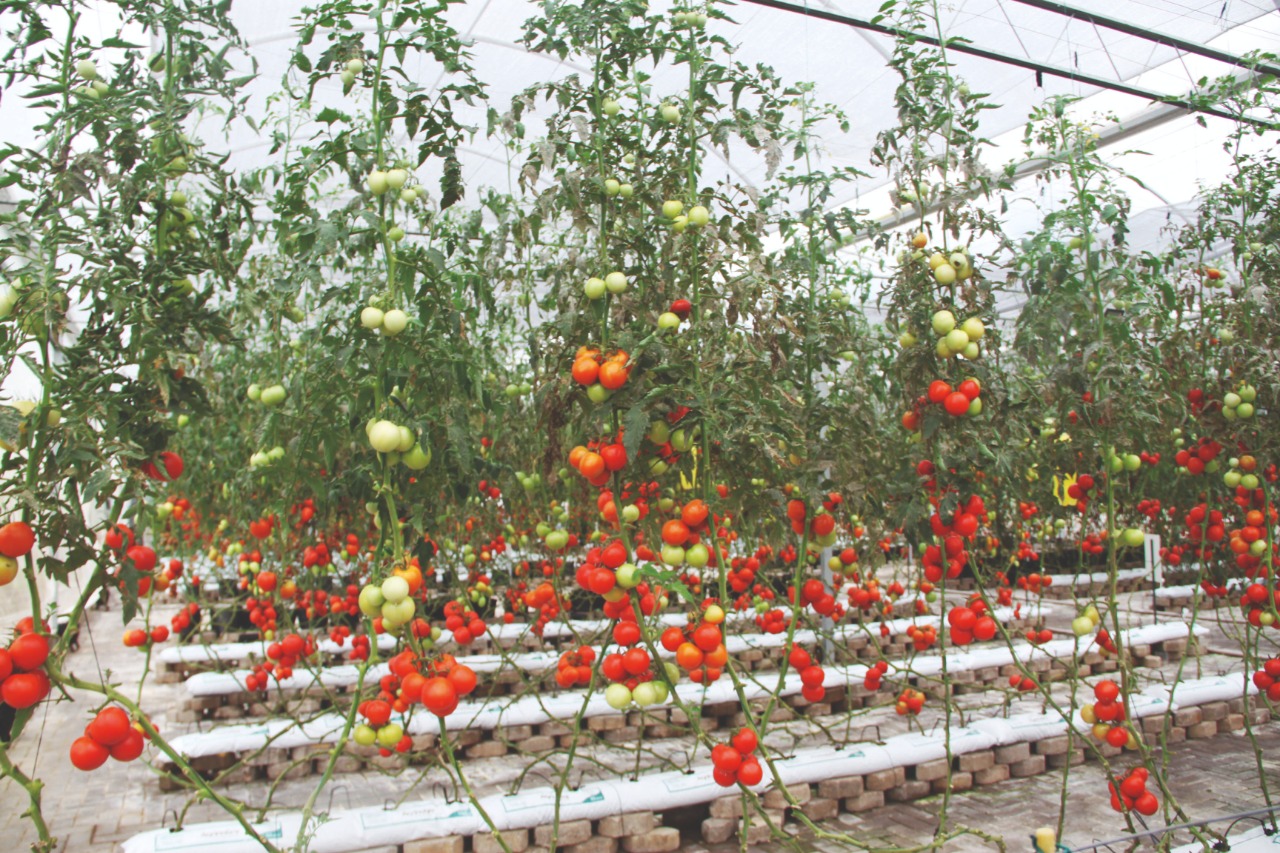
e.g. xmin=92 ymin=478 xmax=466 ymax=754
xmin=3 ymin=591 xmax=1277 ymax=853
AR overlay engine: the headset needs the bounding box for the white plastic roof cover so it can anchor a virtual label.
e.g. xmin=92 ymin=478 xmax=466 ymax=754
xmin=2 ymin=0 xmax=1276 ymax=224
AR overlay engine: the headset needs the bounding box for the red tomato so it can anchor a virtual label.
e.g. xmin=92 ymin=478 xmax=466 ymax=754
xmin=110 ymin=727 xmax=146 ymax=762
xmin=9 ymin=632 xmax=49 ymax=672
xmin=70 ymin=736 xmax=110 ymax=771
xmin=86 ymin=706 xmax=132 ymax=746
xmin=1 ymin=671 xmax=50 ymax=708
xmin=0 ymin=521 xmax=35 ymax=558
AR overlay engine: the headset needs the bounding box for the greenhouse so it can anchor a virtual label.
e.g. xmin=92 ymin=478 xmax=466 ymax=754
xmin=0 ymin=0 xmax=1279 ymax=851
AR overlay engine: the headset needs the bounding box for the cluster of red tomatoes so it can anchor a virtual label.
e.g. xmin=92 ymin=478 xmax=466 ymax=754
xmin=1109 ymin=766 xmax=1160 ymax=816
xmin=1241 ymin=583 xmax=1280 ymax=629
xmin=754 ymin=606 xmax=789 ymax=634
xmin=1251 ymin=658 xmax=1280 ymax=701
xmin=920 ymin=503 xmax=985 ymax=583
xmin=475 ymin=479 xmax=502 ymax=502
xmin=70 ymin=706 xmax=147 ymax=771
xmin=555 ymin=645 xmax=596 ymax=688
xmin=895 ymin=688 xmax=926 ymax=716
xmin=660 ymin=613 xmax=728 ymax=685
xmin=356 ymin=698 xmax=412 ymax=756
xmin=384 ymin=651 xmax=477 ymax=717
xmin=946 ymin=600 xmax=998 ymax=646
xmin=1008 ymin=672 xmax=1037 ymax=692
xmin=795 ymin=577 xmax=839 ymax=617
xmin=1080 ymin=533 xmax=1106 ymax=557
xmin=1083 ymin=680 xmax=1132 ymax=748
xmin=787 ymin=645 xmax=826 ymax=702
xmin=847 ymin=579 xmax=884 ymax=612
xmin=140 ymin=450 xmax=184 ymax=482
xmin=600 ymin=646 xmax=657 ymax=690
xmin=516 ymin=580 xmax=565 ymax=636
xmin=710 ymin=727 xmax=763 ymax=787
xmin=1065 ymin=474 xmax=1097 ymax=514
xmin=900 ymin=378 xmax=982 ymax=429
xmin=1024 ymin=627 xmax=1054 ymax=645
xmin=905 ymin=623 xmax=938 ymax=652
xmin=727 ymin=547 xmax=768 ymax=593
xmin=289 ymin=498 xmax=317 ymax=527
xmin=443 ymin=601 xmax=487 ymax=645
xmin=264 ymin=633 xmax=316 ymax=681
xmin=244 ymin=595 xmax=279 ymax=635
xmin=863 ymin=659 xmax=890 ymax=691
xmin=575 ymin=540 xmax=629 ymax=595
xmin=300 ymin=538 xmax=333 ymax=569
xmin=248 ymin=516 xmax=277 ymax=539
xmin=1013 ymin=535 xmax=1039 ymax=564
xmin=1174 ymin=436 xmax=1223 ymax=476
xmin=122 ymin=624 xmax=170 ymax=648
xmin=0 ymin=625 xmax=51 ymax=709
xmin=1134 ymin=499 xmax=1163 ymax=522
xmin=1017 ymin=501 xmax=1039 ymax=520
xmin=293 ymin=586 xmax=359 ymax=622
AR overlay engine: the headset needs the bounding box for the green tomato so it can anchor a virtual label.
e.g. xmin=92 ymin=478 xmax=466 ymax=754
xmin=605 ymin=684 xmax=632 ymax=710
xmin=1123 ymin=454 xmax=1141 ymax=472
xmin=685 ymin=543 xmax=709 ymax=568
xmin=688 ymin=205 xmax=710 ymax=227
xmin=382 ymin=309 xmax=408 ymax=336
xmin=660 ymin=104 xmax=681 ymax=123
xmin=1071 ymin=615 xmax=1094 ymax=637
xmin=961 ymin=342 xmax=980 ymax=360
xmin=360 ymin=306 xmax=384 ymax=329
xmin=586 ymin=384 xmax=613 ymax=404
xmin=621 ymin=505 xmax=641 ymax=523
xmin=931 ymin=310 xmax=956 ymax=336
xmin=368 ymin=420 xmax=401 ymax=453
xmin=660 ymin=544 xmax=685 ymax=566
xmin=545 ymin=530 xmax=569 ymax=550
xmin=354 ymin=724 xmax=377 ymax=747
xmin=260 ymin=384 xmax=287 ymax=406
xmin=604 ymin=178 xmax=621 ymax=196
xmin=1237 ymin=402 xmax=1254 ymax=419
xmin=381 ymin=598 xmax=415 ymax=626
xmin=961 ymin=317 xmax=984 ymax=341
xmin=1241 ymin=473 xmax=1260 ymax=490
xmin=632 ymin=682 xmax=660 ymax=707
xmin=1224 ymin=471 xmax=1242 ymax=488
xmin=381 ymin=575 xmax=410 ymax=604
xmin=247 ymin=383 xmax=262 ymax=401
xmin=377 ymin=723 xmax=405 ymax=749
xmin=1240 ymin=385 xmax=1257 ymax=403
xmin=658 ymin=312 xmax=681 ymax=330
xmin=367 ymin=170 xmax=389 ymax=195
xmin=933 ymin=263 xmax=957 ymax=285
xmin=662 ymin=200 xmax=683 ymax=219
xmin=618 ymin=183 xmax=634 ymax=198
xmin=403 ymin=443 xmax=432 ymax=470
xmin=584 ymin=277 xmax=606 ymax=300
xmin=1121 ymin=528 xmax=1145 ymax=548
xmin=898 ymin=331 xmax=917 ymax=348
xmin=602 ymin=98 xmax=621 ymax=116
xmin=386 ymin=169 xmax=409 ymax=190
xmin=616 ymin=563 xmax=640 ymax=588
xmin=604 ymin=272 xmax=627 ymax=294
xmin=944 ymin=328 xmax=970 ymax=354
xmin=647 ymin=420 xmax=670 ymax=444
xmin=358 ymin=585 xmax=385 ymax=618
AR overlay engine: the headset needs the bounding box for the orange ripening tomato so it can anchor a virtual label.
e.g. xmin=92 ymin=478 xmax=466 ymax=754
xmin=571 ymin=358 xmax=600 ymax=386
xmin=578 ymin=452 xmax=606 ymax=479
xmin=598 ymin=361 xmax=628 ymax=390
